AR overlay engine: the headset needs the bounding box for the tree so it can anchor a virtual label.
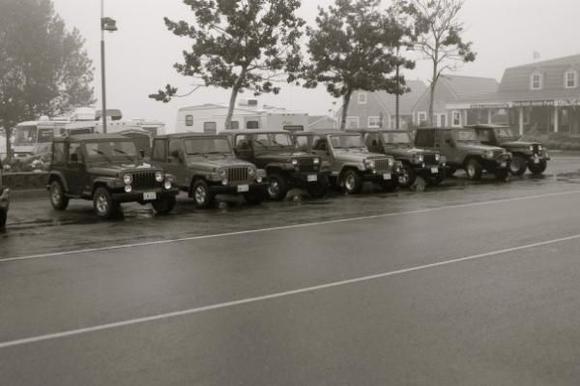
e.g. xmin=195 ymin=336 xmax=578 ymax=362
xmin=401 ymin=0 xmax=476 ymax=126
xmin=0 ymin=0 xmax=94 ymax=161
xmin=151 ymin=0 xmax=305 ymax=130
xmin=302 ymin=0 xmax=414 ymax=130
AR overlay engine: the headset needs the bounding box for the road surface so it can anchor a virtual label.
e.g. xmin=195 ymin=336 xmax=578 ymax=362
xmin=1 ymin=154 xmax=580 ymax=385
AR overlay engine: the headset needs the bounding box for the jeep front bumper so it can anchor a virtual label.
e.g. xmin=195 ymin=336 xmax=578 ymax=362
xmin=361 ymin=168 xmax=398 ymax=183
xmin=208 ymin=181 xmax=267 ymax=195
xmin=111 ymin=187 xmax=179 ymax=203
xmin=482 ymin=154 xmax=512 ymax=171
xmin=289 ymin=171 xmax=330 ymax=188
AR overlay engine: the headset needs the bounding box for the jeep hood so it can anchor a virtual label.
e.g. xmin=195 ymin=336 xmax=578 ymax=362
xmin=457 ymin=143 xmax=505 ymax=152
xmin=186 ymin=156 xmax=253 ymax=169
xmin=87 ymin=162 xmax=159 ymax=177
xmin=334 ymin=148 xmax=388 ymax=162
xmin=255 ymin=151 xmax=314 ymax=162
xmin=383 ymin=146 xmax=435 ymax=158
xmin=499 ymin=140 xmax=540 ymax=149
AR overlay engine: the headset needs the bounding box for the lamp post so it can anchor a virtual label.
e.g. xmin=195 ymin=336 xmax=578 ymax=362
xmin=100 ymin=0 xmax=117 ymax=134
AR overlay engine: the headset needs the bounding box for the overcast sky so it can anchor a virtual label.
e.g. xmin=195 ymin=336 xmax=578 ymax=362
xmin=52 ymin=0 xmax=580 ymax=128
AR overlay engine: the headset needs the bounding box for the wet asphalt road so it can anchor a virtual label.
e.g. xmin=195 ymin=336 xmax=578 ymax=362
xmin=1 ymin=154 xmax=580 ymax=385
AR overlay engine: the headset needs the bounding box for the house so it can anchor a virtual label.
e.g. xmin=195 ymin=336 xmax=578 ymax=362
xmin=340 ymin=80 xmax=427 ymax=130
xmin=412 ymin=75 xmax=500 ymax=128
xmin=447 ymin=54 xmax=580 ymax=135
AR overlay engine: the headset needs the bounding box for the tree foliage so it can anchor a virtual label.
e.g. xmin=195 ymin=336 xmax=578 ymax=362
xmin=0 ymin=0 xmax=94 ymax=160
xmin=400 ymin=0 xmax=476 ymax=125
xmin=302 ymin=0 xmax=414 ymax=130
xmin=151 ymin=0 xmax=305 ymax=130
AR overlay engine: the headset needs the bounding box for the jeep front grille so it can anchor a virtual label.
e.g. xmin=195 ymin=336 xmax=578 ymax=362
xmin=374 ymin=159 xmax=390 ymax=171
xmin=227 ymin=167 xmax=249 ymax=182
xmin=423 ymin=154 xmax=437 ymax=165
xmin=132 ymin=171 xmax=157 ymax=189
xmin=298 ymin=158 xmax=317 ymax=172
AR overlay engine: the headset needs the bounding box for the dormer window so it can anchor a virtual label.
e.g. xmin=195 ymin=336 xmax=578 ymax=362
xmin=358 ymin=92 xmax=367 ymax=105
xmin=530 ymin=72 xmax=543 ymax=90
xmin=565 ymin=70 xmax=577 ymax=89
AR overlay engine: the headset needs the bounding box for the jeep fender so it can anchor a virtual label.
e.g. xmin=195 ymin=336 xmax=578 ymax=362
xmin=48 ymin=172 xmax=69 ymax=192
xmin=463 ymin=155 xmax=482 ymax=167
xmin=92 ymin=177 xmax=120 ymax=194
xmin=338 ymin=163 xmax=364 ymax=176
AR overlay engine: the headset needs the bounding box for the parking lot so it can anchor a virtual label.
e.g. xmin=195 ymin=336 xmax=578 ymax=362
xmin=1 ymin=153 xmax=580 ymax=385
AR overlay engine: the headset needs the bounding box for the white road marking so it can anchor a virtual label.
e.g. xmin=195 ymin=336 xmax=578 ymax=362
xmin=2 ymin=189 xmax=580 ymax=263
xmin=1 ymin=232 xmax=579 ymax=349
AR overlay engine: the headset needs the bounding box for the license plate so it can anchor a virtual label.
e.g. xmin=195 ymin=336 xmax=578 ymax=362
xmin=143 ymin=192 xmax=157 ymax=201
xmin=383 ymin=173 xmax=392 ymax=180
xmin=237 ymin=184 xmax=249 ymax=193
xmin=431 ymin=167 xmax=439 ymax=174
xmin=307 ymin=174 xmax=318 ymax=182
xmin=500 ymin=162 xmax=507 ymax=167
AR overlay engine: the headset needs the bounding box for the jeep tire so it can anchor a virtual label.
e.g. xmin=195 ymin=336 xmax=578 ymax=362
xmin=93 ymin=187 xmax=120 ymax=219
xmin=152 ymin=196 xmax=176 ymax=215
xmin=465 ymin=158 xmax=483 ymax=180
xmin=528 ymin=159 xmax=547 ymax=176
xmin=399 ymin=164 xmax=416 ymax=187
xmin=49 ymin=180 xmax=69 ymax=211
xmin=510 ymin=154 xmax=528 ymax=176
xmin=192 ymin=179 xmax=215 ymax=209
xmin=495 ymin=168 xmax=510 ymax=182
xmin=341 ymin=169 xmax=363 ymax=194
xmin=0 ymin=209 xmax=6 ymax=229
xmin=266 ymin=172 xmax=289 ymax=201
xmin=427 ymin=173 xmax=445 ymax=186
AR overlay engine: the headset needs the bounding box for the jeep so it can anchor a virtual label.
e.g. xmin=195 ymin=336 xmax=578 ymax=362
xmin=469 ymin=124 xmax=550 ymax=176
xmin=0 ymin=157 xmax=10 ymax=229
xmin=414 ymin=127 xmax=512 ymax=181
xmin=151 ymin=134 xmax=267 ymax=208
xmin=351 ymin=129 xmax=446 ymax=187
xmin=292 ymin=130 xmax=400 ymax=194
xmin=47 ymin=134 xmax=179 ymax=219
xmin=223 ymin=130 xmax=330 ymax=200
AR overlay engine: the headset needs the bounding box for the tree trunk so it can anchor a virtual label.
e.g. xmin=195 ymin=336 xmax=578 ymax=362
xmin=4 ymin=127 xmax=12 ymax=163
xmin=428 ymin=66 xmax=437 ymax=127
xmin=340 ymin=90 xmax=353 ymax=130
xmin=224 ymin=68 xmax=247 ymax=131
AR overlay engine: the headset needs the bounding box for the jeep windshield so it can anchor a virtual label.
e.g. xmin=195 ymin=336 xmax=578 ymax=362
xmin=455 ymin=129 xmax=480 ymax=143
xmin=185 ymin=138 xmax=231 ymax=156
xmin=330 ymin=135 xmax=365 ymax=149
xmin=85 ymin=141 xmax=138 ymax=164
xmin=252 ymin=133 xmax=294 ymax=149
xmin=382 ymin=132 xmax=411 ymax=146
xmin=494 ymin=127 xmax=519 ymax=140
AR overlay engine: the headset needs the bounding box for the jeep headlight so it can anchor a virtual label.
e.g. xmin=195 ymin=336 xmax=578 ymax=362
xmin=291 ymin=159 xmax=299 ymax=167
xmin=313 ymin=158 xmax=320 ymax=165
xmin=123 ymin=174 xmax=133 ymax=185
xmin=529 ymin=145 xmax=534 ymax=152
xmin=538 ymin=145 xmax=543 ymax=151
xmin=248 ymin=167 xmax=256 ymax=177
xmin=218 ymin=168 xmax=227 ymax=178
xmin=435 ymin=154 xmax=440 ymax=162
xmin=155 ymin=171 xmax=164 ymax=182
xmin=388 ymin=158 xmax=395 ymax=167
xmin=413 ymin=154 xmax=424 ymax=164
xmin=164 ymin=180 xmax=172 ymax=190
xmin=124 ymin=185 xmax=132 ymax=193
xmin=364 ymin=159 xmax=375 ymax=170
xmin=485 ymin=150 xmax=494 ymax=159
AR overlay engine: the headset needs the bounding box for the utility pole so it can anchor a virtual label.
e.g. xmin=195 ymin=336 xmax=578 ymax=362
xmin=100 ymin=0 xmax=117 ymax=134
xmin=395 ymin=46 xmax=400 ymax=131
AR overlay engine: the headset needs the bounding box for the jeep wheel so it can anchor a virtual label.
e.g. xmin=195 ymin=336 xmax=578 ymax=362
xmin=307 ymin=176 xmax=329 ymax=199
xmin=93 ymin=187 xmax=120 ymax=219
xmin=152 ymin=196 xmax=176 ymax=215
xmin=399 ymin=164 xmax=416 ymax=187
xmin=244 ymin=191 xmax=265 ymax=205
xmin=510 ymin=155 xmax=528 ymax=176
xmin=447 ymin=166 xmax=457 ymax=176
xmin=495 ymin=168 xmax=510 ymax=182
xmin=49 ymin=180 xmax=69 ymax=211
xmin=192 ymin=180 xmax=215 ymax=209
xmin=266 ymin=173 xmax=289 ymax=201
xmin=528 ymin=159 xmax=547 ymax=176
xmin=427 ymin=173 xmax=445 ymax=186
xmin=341 ymin=169 xmax=363 ymax=194
xmin=0 ymin=209 xmax=6 ymax=230
xmin=465 ymin=158 xmax=483 ymax=180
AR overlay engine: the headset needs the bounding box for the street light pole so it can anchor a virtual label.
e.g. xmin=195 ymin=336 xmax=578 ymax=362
xmin=100 ymin=0 xmax=107 ymax=134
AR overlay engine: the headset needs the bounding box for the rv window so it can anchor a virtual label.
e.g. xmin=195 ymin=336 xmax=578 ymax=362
xmin=230 ymin=121 xmax=240 ymax=130
xmin=185 ymin=115 xmax=194 ymax=127
xmin=203 ymin=122 xmax=217 ymax=134
xmin=246 ymin=120 xmax=260 ymax=129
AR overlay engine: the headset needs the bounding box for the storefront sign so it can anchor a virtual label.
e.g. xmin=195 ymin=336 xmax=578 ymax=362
xmin=512 ymin=100 xmax=555 ymax=107
xmin=469 ymin=103 xmax=510 ymax=109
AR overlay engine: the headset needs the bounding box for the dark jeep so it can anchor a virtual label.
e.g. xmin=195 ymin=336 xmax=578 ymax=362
xmin=151 ymin=134 xmax=267 ymax=208
xmin=0 ymin=158 xmax=10 ymax=229
xmin=351 ymin=128 xmax=446 ymax=187
xmin=469 ymin=124 xmax=550 ymax=176
xmin=223 ymin=130 xmax=329 ymax=200
xmin=47 ymin=134 xmax=179 ymax=219
xmin=292 ymin=130 xmax=400 ymax=194
xmin=414 ymin=127 xmax=512 ymax=181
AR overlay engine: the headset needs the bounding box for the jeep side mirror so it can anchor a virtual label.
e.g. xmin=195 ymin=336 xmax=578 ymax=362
xmin=139 ymin=150 xmax=145 ymax=158
xmin=70 ymin=153 xmax=79 ymax=163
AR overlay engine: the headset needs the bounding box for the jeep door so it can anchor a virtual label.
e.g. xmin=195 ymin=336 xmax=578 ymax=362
xmin=312 ymin=135 xmax=334 ymax=169
xmin=64 ymin=142 xmax=88 ymax=195
xmin=166 ymin=139 xmax=189 ymax=188
xmin=438 ymin=131 xmax=462 ymax=165
xmin=152 ymin=138 xmax=180 ymax=186
xmin=233 ymin=134 xmax=254 ymax=163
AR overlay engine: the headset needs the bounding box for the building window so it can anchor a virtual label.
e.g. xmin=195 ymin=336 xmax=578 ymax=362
xmin=358 ymin=92 xmax=367 ymax=105
xmin=203 ymin=122 xmax=217 ymax=134
xmin=185 ymin=114 xmax=193 ymax=127
xmin=565 ymin=70 xmax=577 ymax=89
xmin=452 ymin=111 xmax=461 ymax=127
xmin=230 ymin=121 xmax=240 ymax=130
xmin=417 ymin=111 xmax=428 ymax=126
xmin=346 ymin=116 xmax=359 ymax=129
xmin=246 ymin=120 xmax=260 ymax=129
xmin=530 ymin=72 xmax=543 ymax=90
xmin=368 ymin=116 xmax=381 ymax=128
